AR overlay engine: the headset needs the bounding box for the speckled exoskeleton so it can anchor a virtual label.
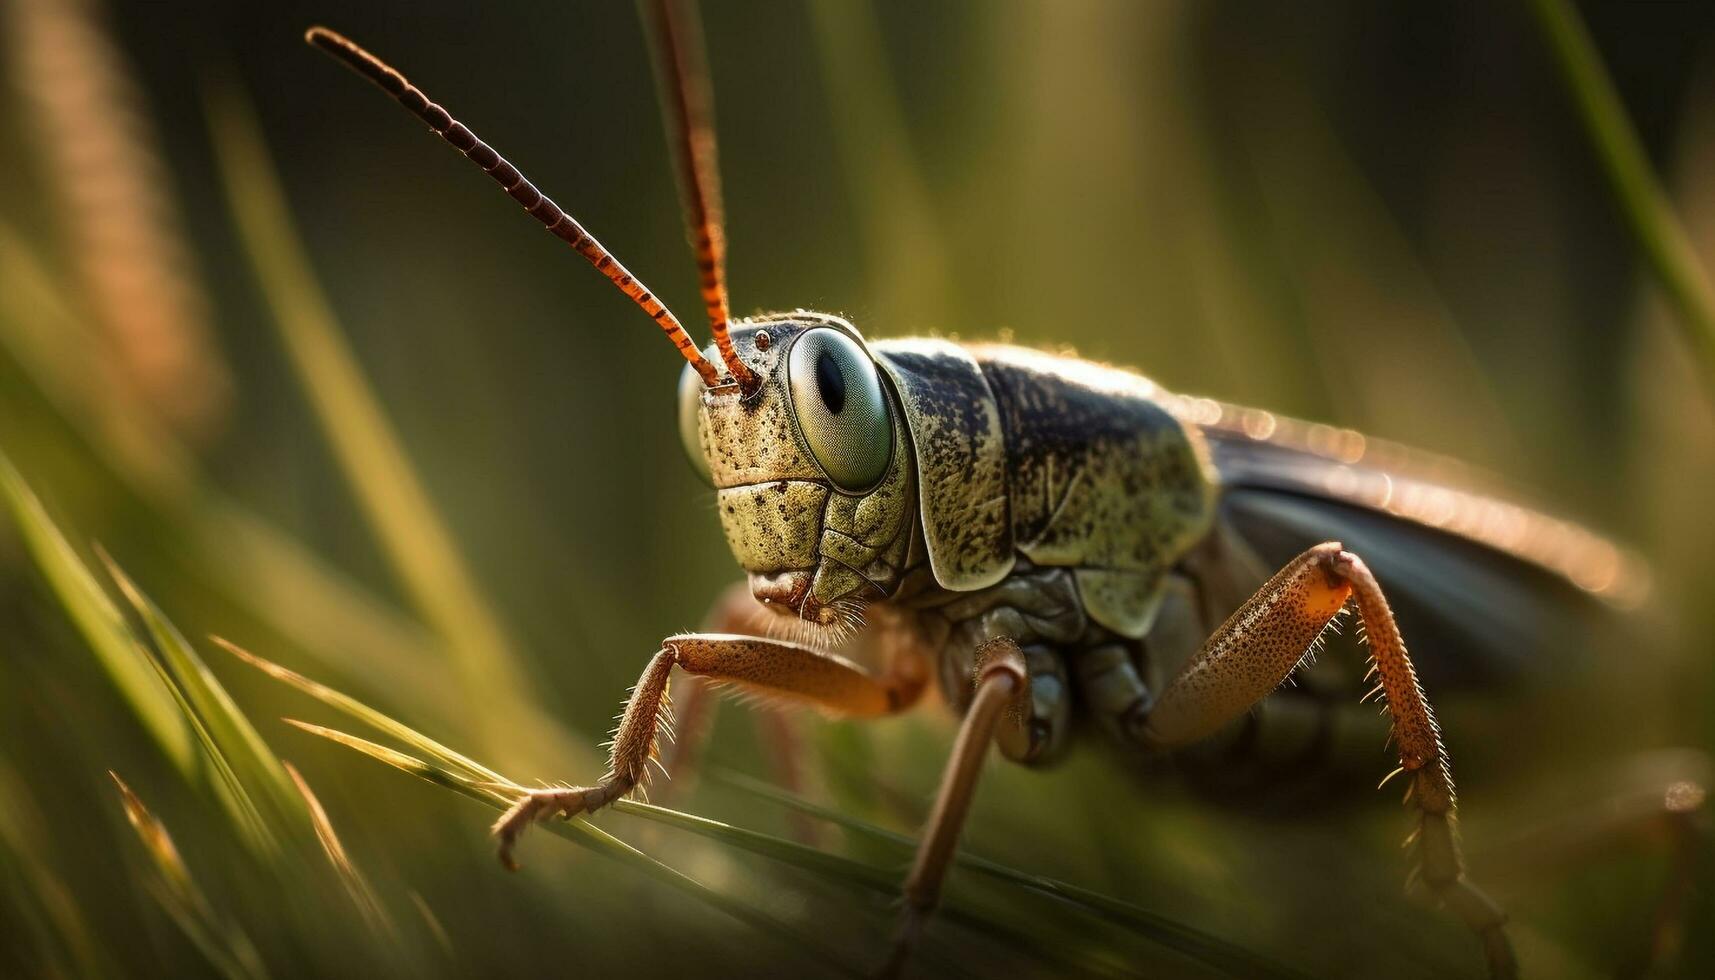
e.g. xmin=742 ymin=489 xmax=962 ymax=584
xmin=308 ymin=12 xmax=1652 ymax=979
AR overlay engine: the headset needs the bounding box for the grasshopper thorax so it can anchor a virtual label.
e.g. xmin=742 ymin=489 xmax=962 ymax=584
xmin=678 ymin=312 xmax=917 ymax=627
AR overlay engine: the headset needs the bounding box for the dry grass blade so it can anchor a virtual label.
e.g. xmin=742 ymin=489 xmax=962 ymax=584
xmin=0 ymin=449 xmax=194 ymax=773
xmin=0 ymin=224 xmax=201 ymax=500
xmin=406 ymin=891 xmax=454 ymax=959
xmin=2 ymin=0 xmax=231 ymax=438
xmin=108 ymin=773 xmax=268 ymax=980
xmin=283 ymin=761 xmax=396 ymax=942
xmin=200 ymin=78 xmax=581 ymax=773
xmin=110 ymin=772 xmax=194 ymax=899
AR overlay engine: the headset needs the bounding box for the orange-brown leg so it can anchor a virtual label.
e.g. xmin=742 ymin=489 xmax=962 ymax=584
xmin=654 ymin=585 xmax=819 ymax=842
xmin=880 ymin=638 xmax=1028 ymax=979
xmin=493 ymin=632 xmax=923 ymax=869
xmin=1143 ymin=542 xmax=1516 ymax=980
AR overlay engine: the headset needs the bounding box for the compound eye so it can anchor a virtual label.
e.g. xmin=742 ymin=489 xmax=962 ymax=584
xmin=787 ymin=328 xmax=892 ymax=492
xmin=677 ymin=360 xmax=713 ymax=485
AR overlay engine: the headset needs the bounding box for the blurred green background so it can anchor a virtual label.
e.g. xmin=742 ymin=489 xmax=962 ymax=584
xmin=4 ymin=1 xmax=1715 ymax=977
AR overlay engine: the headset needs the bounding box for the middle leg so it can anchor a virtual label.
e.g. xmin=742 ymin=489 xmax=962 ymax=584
xmin=881 ymin=637 xmax=1028 ymax=979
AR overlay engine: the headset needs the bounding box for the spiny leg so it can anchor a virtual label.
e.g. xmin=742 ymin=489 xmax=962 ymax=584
xmin=493 ymin=632 xmax=922 ymax=869
xmin=880 ymin=638 xmax=1028 ymax=979
xmin=1143 ymin=542 xmax=1517 ymax=980
xmin=654 ymin=584 xmax=818 ymax=838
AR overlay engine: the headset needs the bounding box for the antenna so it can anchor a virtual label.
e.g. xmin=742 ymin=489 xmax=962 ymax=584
xmin=644 ymin=0 xmax=758 ymax=392
xmin=304 ymin=26 xmax=724 ymax=386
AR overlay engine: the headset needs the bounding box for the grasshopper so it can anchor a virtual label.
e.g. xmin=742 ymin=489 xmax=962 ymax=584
xmin=305 ymin=6 xmax=1656 ymax=976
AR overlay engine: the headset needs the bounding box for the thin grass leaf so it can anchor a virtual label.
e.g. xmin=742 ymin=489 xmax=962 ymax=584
xmin=281 ymin=721 xmax=511 ymax=808
xmin=134 ymin=641 xmax=282 ymax=859
xmin=611 ymin=799 xmax=1147 ymax=980
xmin=283 ymin=761 xmax=396 ymax=943
xmin=109 ymin=773 xmax=268 ymax=980
xmin=282 ymin=720 xmax=860 ymax=977
xmin=1526 ymin=0 xmax=1715 ymax=391
xmin=218 ymin=639 xmax=505 ymax=786
xmin=406 ymin=891 xmax=455 ymax=960
xmin=110 ymin=773 xmax=195 ymax=900
xmin=199 ymin=79 xmax=583 ymax=773
xmin=709 ymin=769 xmax=1313 ymax=980
xmin=0 ymin=450 xmax=195 ymax=774
xmin=101 ymin=552 xmax=302 ymax=830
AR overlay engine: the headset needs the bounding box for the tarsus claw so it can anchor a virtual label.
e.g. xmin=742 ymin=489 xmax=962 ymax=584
xmin=492 ymin=786 xmax=598 ymax=871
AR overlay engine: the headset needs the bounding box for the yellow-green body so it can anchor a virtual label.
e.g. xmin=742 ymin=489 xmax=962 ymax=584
xmin=688 ymin=312 xmax=1224 ymax=764
xmin=685 ymin=311 xmax=1624 ymax=770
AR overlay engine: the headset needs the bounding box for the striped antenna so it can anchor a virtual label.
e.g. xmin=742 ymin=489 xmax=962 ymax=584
xmin=304 ymin=26 xmax=724 ymax=387
xmin=645 ymin=0 xmax=758 ymax=393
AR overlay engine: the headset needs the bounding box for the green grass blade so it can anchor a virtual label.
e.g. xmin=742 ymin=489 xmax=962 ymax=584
xmin=609 ymin=799 xmax=1163 ymax=980
xmin=1527 ymin=0 xmax=1715 ymax=390
xmin=0 ymin=450 xmax=195 ymax=774
xmin=709 ymin=769 xmax=1313 ymax=979
xmin=135 ymin=646 xmax=282 ymax=859
xmin=101 ymin=553 xmax=303 ymax=831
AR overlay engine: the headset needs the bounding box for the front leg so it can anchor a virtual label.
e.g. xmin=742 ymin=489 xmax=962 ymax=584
xmin=493 ymin=633 xmax=923 ymax=869
xmin=1143 ymin=542 xmax=1516 ymax=980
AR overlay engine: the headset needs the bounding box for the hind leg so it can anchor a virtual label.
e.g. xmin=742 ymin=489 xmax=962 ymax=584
xmin=1140 ymin=542 xmax=1516 ymax=980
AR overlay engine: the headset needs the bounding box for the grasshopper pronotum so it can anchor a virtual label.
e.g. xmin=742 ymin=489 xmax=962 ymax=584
xmin=303 ymin=6 xmax=1660 ymax=976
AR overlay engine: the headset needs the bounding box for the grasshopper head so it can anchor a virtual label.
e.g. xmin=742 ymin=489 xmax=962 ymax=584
xmin=305 ymin=7 xmax=919 ymax=632
xmin=678 ymin=312 xmax=916 ymax=627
